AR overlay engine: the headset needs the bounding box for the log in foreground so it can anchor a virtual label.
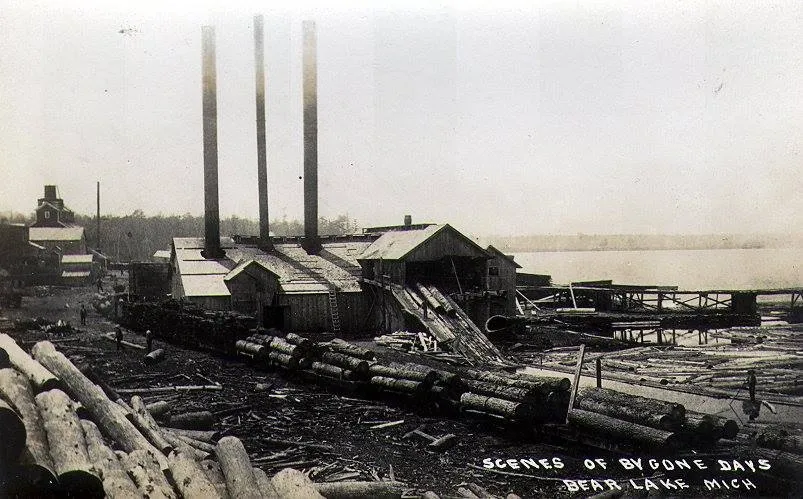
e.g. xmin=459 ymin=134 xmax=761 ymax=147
xmin=167 ymin=450 xmax=219 ymax=498
xmin=253 ymin=467 xmax=280 ymax=498
xmin=35 ymin=389 xmax=104 ymax=498
xmin=216 ymin=436 xmax=261 ymax=499
xmin=123 ymin=449 xmax=176 ymax=499
xmin=270 ymin=468 xmax=325 ymax=499
xmin=0 ymin=367 xmax=54 ymax=474
xmin=0 ymin=397 xmax=26 ymax=466
xmin=568 ymin=409 xmax=681 ymax=450
xmin=200 ymin=459 xmax=231 ymax=499
xmin=31 ymin=341 xmax=169 ymax=469
xmin=81 ymin=419 xmax=140 ymax=499
xmin=315 ymin=480 xmax=408 ymax=499
xmin=0 ymin=334 xmax=59 ymax=392
xmin=129 ymin=396 xmax=173 ymax=454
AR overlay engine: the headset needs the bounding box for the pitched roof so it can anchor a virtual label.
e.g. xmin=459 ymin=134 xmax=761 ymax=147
xmin=29 ymin=226 xmax=84 ymax=241
xmin=486 ymin=245 xmax=522 ymax=268
xmin=358 ymin=224 xmax=489 ymax=261
xmin=357 ymin=224 xmax=443 ymax=260
xmin=172 ymin=238 xmax=366 ymax=297
xmin=173 ymin=237 xmax=235 ymax=250
xmin=180 ymin=274 xmax=232 ymax=297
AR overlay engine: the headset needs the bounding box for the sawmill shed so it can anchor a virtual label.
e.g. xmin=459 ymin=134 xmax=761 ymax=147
xmin=486 ymin=245 xmax=521 ymax=316
xmin=358 ymin=224 xmax=494 ymax=328
xmin=169 ymin=236 xmax=374 ymax=334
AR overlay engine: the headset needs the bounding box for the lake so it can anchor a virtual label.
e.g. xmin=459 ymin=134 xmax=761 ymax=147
xmin=512 ymin=248 xmax=802 ymax=291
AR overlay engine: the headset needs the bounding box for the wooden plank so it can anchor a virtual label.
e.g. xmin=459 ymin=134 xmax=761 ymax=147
xmin=566 ymin=344 xmax=585 ymax=423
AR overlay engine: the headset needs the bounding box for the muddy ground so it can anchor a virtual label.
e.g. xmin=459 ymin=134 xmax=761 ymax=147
xmin=1 ymin=277 xmax=793 ymax=498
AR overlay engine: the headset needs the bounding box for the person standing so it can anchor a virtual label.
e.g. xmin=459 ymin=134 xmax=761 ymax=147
xmin=79 ymin=304 xmax=87 ymax=325
xmin=747 ymin=369 xmax=757 ymax=403
xmin=145 ymin=329 xmax=153 ymax=353
xmin=115 ymin=325 xmax=123 ymax=351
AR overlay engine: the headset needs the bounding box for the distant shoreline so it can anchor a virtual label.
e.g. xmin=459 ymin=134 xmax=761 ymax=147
xmin=483 ymin=233 xmax=803 ymax=254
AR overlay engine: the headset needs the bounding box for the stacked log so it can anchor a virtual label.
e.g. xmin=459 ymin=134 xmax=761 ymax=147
xmin=329 ymin=338 xmax=375 ymax=360
xmin=0 ymin=368 xmax=54 ymax=475
xmin=575 ymin=388 xmax=684 ymax=431
xmin=568 ymin=409 xmax=682 ymax=450
xmin=0 ymin=333 xmax=60 ymax=392
xmin=35 ymin=388 xmax=104 ymax=497
xmin=3 ymin=335 xmax=434 ymax=498
xmin=459 ymin=392 xmax=533 ymax=420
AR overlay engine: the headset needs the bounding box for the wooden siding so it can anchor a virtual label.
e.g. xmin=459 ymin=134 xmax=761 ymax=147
xmin=405 ymin=228 xmax=488 ymax=262
xmin=488 ymin=254 xmax=517 ymax=315
xmin=226 ymin=265 xmax=279 ymax=321
xmin=278 ymin=291 xmax=368 ymax=334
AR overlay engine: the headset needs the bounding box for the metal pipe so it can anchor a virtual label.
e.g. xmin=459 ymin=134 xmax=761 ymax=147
xmin=254 ymin=15 xmax=271 ymax=249
xmin=202 ymin=25 xmax=223 ymax=259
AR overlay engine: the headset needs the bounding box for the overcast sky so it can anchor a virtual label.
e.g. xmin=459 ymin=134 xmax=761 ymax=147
xmin=1 ymin=0 xmax=801 ymax=237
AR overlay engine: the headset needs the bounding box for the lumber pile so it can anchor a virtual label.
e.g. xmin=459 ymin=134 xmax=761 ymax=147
xmin=0 ymin=335 xmax=405 ymax=498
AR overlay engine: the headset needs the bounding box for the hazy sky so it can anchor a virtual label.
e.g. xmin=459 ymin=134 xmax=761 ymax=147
xmin=1 ymin=0 xmax=801 ymax=237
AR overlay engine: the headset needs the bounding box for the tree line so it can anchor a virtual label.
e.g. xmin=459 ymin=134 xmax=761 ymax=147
xmin=2 ymin=210 xmax=359 ymax=262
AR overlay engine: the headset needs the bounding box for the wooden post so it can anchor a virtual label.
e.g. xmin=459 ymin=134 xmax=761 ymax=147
xmin=566 ymin=344 xmax=585 ymax=423
xmin=595 ymin=358 xmax=602 ymax=388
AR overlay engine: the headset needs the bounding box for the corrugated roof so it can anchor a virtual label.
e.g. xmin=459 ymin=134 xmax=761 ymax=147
xmin=61 ymin=254 xmax=93 ymax=264
xmin=29 ymin=227 xmax=84 ymax=242
xmin=180 ymin=274 xmax=231 ymax=297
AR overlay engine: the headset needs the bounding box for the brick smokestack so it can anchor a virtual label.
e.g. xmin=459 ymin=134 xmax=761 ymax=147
xmin=302 ymin=20 xmax=320 ymax=254
xmin=202 ymin=26 xmax=224 ymax=259
xmin=254 ymin=15 xmax=271 ymax=250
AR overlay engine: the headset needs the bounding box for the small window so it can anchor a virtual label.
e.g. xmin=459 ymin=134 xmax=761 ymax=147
xmin=488 ymin=266 xmax=499 ymax=276
xmin=44 ymin=211 xmax=51 ymax=219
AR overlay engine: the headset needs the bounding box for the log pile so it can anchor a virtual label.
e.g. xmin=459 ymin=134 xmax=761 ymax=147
xmin=566 ymin=387 xmax=741 ymax=451
xmin=235 ymin=332 xmax=572 ymax=426
xmin=0 ymin=336 xmax=405 ymax=498
xmin=120 ymin=299 xmax=259 ymax=354
xmin=536 ymin=323 xmax=803 ymax=402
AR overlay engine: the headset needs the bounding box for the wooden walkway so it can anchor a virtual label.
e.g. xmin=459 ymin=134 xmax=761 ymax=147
xmin=519 ymin=284 xmax=803 ymax=314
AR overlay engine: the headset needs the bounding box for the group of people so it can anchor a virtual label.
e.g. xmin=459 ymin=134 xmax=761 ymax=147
xmin=114 ymin=325 xmax=154 ymax=353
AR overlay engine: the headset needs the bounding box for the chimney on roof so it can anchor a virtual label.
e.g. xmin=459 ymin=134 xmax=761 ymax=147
xmin=44 ymin=185 xmax=57 ymax=200
xmin=301 ymin=20 xmax=320 ymax=254
xmin=254 ymin=15 xmax=272 ymax=250
xmin=201 ymin=26 xmax=225 ymax=259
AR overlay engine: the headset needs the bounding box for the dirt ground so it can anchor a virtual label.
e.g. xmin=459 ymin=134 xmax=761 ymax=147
xmin=1 ymin=277 xmax=793 ymax=498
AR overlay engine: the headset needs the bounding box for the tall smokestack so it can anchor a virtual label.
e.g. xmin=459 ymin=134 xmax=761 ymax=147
xmin=202 ymin=26 xmax=224 ymax=259
xmin=96 ymin=181 xmax=101 ymax=250
xmin=302 ymin=20 xmax=320 ymax=254
xmin=254 ymin=15 xmax=271 ymax=250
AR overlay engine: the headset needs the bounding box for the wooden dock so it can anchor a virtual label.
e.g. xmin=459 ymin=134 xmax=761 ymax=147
xmin=519 ymin=284 xmax=803 ymax=316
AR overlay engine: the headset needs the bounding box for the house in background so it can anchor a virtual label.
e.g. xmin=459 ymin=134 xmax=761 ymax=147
xmin=32 ymin=185 xmax=76 ymax=228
